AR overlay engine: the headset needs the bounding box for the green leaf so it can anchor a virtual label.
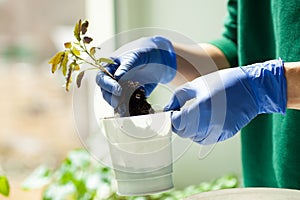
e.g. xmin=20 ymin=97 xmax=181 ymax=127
xmin=98 ymin=57 xmax=115 ymax=64
xmin=66 ymin=149 xmax=91 ymax=169
xmin=76 ymin=71 xmax=85 ymax=88
xmin=210 ymin=174 xmax=238 ymax=190
xmin=0 ymin=176 xmax=9 ymax=197
xmin=48 ymin=51 xmax=63 ymax=64
xmin=22 ymin=165 xmax=52 ymax=190
xmin=197 ymin=182 xmax=211 ymax=192
xmin=74 ymin=19 xmax=82 ymax=41
xmin=56 ymin=168 xmax=74 ymax=185
xmin=48 ymin=51 xmax=64 ymax=73
xmin=81 ymin=20 xmax=89 ymax=35
xmin=83 ymin=36 xmax=93 ymax=44
xmin=71 ymin=47 xmax=80 ymax=56
xmin=74 ymin=64 xmax=80 ymax=71
xmin=183 ymin=185 xmax=200 ymax=197
xmin=61 ymin=52 xmax=69 ymax=76
xmin=43 ymin=182 xmax=76 ymax=200
xmin=90 ymin=47 xmax=96 ymax=56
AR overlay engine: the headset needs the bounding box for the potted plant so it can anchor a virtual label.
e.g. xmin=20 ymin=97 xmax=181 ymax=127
xmin=49 ymin=19 xmax=174 ymax=195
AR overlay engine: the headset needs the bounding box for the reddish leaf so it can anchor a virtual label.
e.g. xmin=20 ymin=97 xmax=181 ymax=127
xmin=83 ymin=36 xmax=93 ymax=44
xmin=65 ymin=63 xmax=74 ymax=92
xmin=76 ymin=71 xmax=85 ymax=88
xmin=81 ymin=20 xmax=89 ymax=35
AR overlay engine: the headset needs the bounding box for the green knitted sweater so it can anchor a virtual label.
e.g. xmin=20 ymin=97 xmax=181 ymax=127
xmin=210 ymin=0 xmax=300 ymax=188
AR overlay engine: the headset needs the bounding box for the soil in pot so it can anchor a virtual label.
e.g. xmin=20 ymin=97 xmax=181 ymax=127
xmin=116 ymin=81 xmax=154 ymax=117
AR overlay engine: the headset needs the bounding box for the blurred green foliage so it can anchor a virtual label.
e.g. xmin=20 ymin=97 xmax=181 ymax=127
xmin=23 ymin=149 xmax=239 ymax=200
xmin=0 ymin=175 xmax=10 ymax=197
xmin=2 ymin=45 xmax=35 ymax=62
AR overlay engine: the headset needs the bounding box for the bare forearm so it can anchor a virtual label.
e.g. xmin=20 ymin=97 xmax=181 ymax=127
xmin=169 ymin=40 xmax=300 ymax=110
xmin=284 ymin=62 xmax=300 ymax=110
xmin=171 ymin=42 xmax=230 ymax=83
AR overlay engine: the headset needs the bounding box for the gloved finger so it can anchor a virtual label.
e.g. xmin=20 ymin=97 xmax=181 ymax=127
xmin=96 ymin=70 xmax=122 ymax=96
xmin=101 ymin=89 xmax=119 ymax=108
xmin=104 ymin=58 xmax=120 ymax=74
xmin=170 ymin=109 xmax=199 ymax=138
xmin=170 ymin=110 xmax=185 ymax=134
xmin=171 ymin=97 xmax=212 ymax=141
xmin=164 ymin=95 xmax=181 ymax=111
xmin=114 ymin=60 xmax=158 ymax=96
xmin=113 ymin=54 xmax=137 ymax=80
xmin=116 ymin=103 xmax=126 ymax=117
xmin=101 ymin=89 xmax=127 ymax=116
xmin=144 ymin=83 xmax=157 ymax=96
xmin=164 ymin=85 xmax=196 ymax=111
xmin=216 ymin=131 xmax=236 ymax=143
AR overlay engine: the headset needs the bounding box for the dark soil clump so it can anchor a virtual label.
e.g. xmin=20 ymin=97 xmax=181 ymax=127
xmin=116 ymin=81 xmax=154 ymax=117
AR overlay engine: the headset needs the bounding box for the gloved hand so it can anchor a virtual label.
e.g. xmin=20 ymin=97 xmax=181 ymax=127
xmin=96 ymin=36 xmax=177 ymax=112
xmin=164 ymin=59 xmax=287 ymax=144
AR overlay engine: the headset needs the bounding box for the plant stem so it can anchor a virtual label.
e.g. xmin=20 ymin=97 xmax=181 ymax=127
xmin=80 ymin=43 xmax=116 ymax=80
xmin=71 ymin=49 xmax=115 ymax=80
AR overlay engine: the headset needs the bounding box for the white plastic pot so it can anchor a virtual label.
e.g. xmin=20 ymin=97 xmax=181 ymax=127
xmin=101 ymin=111 xmax=173 ymax=196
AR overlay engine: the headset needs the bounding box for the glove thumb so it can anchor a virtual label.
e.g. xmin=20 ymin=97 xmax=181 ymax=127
xmin=164 ymin=86 xmax=196 ymax=111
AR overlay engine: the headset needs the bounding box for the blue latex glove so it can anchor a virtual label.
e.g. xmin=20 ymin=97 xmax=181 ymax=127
xmin=164 ymin=59 xmax=287 ymax=144
xmin=96 ymin=36 xmax=177 ymax=113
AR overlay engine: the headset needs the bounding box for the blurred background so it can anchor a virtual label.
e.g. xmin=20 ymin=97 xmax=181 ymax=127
xmin=0 ymin=0 xmax=241 ymax=199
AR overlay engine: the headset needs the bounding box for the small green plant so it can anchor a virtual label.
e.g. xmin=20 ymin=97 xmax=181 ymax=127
xmin=0 ymin=175 xmax=10 ymax=197
xmin=48 ymin=19 xmax=115 ymax=92
xmin=22 ymin=148 xmax=239 ymax=200
xmin=48 ymin=19 xmax=154 ymax=117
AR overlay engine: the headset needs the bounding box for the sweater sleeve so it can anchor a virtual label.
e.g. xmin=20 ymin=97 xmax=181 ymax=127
xmin=209 ymin=0 xmax=238 ymax=67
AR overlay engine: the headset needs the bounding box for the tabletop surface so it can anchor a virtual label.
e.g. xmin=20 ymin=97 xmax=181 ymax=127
xmin=184 ymin=187 xmax=300 ymax=200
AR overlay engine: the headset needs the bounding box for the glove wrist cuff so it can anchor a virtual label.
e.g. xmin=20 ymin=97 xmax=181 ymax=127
xmin=243 ymin=58 xmax=287 ymax=114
